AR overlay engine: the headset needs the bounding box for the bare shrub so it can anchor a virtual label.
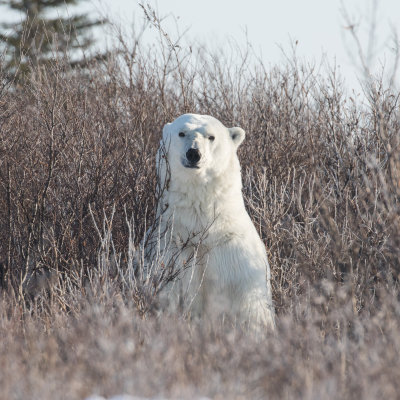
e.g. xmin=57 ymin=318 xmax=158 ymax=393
xmin=0 ymin=9 xmax=400 ymax=399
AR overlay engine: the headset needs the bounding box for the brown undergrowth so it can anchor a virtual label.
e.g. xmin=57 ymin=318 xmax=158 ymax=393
xmin=0 ymin=17 xmax=400 ymax=399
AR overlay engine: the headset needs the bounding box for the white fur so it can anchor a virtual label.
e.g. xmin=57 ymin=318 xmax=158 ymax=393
xmin=152 ymin=114 xmax=275 ymax=329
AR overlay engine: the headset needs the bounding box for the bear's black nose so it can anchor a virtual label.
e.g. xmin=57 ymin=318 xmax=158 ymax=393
xmin=186 ymin=148 xmax=201 ymax=164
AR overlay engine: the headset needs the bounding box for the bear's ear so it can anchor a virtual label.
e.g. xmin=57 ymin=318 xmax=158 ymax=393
xmin=162 ymin=122 xmax=172 ymax=142
xmin=229 ymin=127 xmax=245 ymax=148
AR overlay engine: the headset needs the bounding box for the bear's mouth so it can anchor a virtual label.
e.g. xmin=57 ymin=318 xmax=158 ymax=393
xmin=182 ymin=162 xmax=200 ymax=169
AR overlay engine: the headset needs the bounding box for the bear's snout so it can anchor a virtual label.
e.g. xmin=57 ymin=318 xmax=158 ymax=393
xmin=186 ymin=148 xmax=201 ymax=165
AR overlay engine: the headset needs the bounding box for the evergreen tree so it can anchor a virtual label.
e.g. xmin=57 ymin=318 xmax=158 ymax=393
xmin=0 ymin=0 xmax=106 ymax=82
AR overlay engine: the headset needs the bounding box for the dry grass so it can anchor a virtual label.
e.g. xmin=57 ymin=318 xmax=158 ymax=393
xmin=1 ymin=15 xmax=400 ymax=399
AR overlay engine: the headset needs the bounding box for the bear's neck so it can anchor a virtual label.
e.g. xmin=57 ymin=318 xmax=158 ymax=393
xmin=171 ymin=170 xmax=242 ymax=201
xmin=165 ymin=158 xmax=246 ymax=220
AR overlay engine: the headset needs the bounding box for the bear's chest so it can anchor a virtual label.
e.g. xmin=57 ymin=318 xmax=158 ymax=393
xmin=165 ymin=190 xmax=215 ymax=231
xmin=162 ymin=186 xmax=242 ymax=247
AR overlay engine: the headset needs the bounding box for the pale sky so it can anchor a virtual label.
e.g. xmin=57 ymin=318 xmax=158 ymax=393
xmin=2 ymin=0 xmax=400 ymax=92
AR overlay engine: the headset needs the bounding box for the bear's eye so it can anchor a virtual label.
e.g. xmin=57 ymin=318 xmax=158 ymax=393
xmin=179 ymin=132 xmax=185 ymax=137
xmin=209 ymin=135 xmax=215 ymax=141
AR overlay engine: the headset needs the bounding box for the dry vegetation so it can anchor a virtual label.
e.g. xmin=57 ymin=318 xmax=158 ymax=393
xmin=1 ymin=11 xmax=400 ymax=400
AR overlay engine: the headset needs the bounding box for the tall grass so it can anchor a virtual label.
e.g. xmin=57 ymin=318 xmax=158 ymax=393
xmin=1 ymin=12 xmax=400 ymax=399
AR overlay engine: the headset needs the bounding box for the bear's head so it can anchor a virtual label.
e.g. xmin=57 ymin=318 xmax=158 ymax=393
xmin=160 ymin=114 xmax=245 ymax=181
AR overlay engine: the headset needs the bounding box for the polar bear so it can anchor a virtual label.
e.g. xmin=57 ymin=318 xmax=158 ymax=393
xmin=150 ymin=113 xmax=275 ymax=330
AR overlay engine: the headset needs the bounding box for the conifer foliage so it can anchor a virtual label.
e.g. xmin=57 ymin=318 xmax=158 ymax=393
xmin=0 ymin=0 xmax=106 ymax=82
